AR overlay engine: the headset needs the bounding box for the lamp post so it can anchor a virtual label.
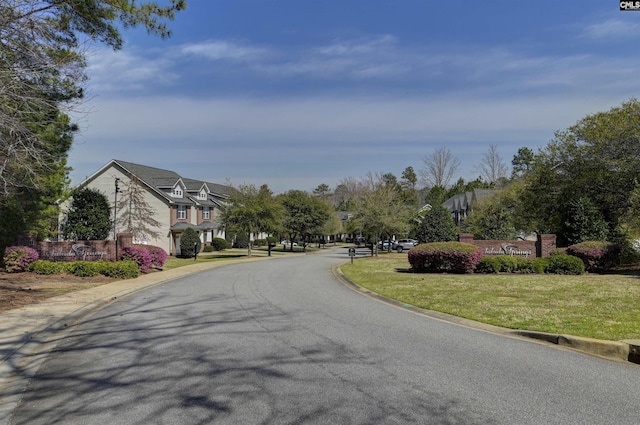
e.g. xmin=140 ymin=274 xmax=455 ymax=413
xmin=114 ymin=178 xmax=120 ymax=241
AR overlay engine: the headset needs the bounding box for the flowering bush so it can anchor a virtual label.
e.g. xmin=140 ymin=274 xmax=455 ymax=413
xmin=134 ymin=244 xmax=167 ymax=269
xmin=121 ymin=246 xmax=153 ymax=272
xmin=3 ymin=246 xmax=39 ymax=273
xmin=408 ymin=242 xmax=483 ymax=274
xmin=566 ymin=241 xmax=622 ymax=272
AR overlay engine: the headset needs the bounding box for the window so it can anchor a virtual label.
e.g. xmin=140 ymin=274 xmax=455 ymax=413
xmin=172 ymin=185 xmax=183 ymax=198
xmin=202 ymin=207 xmax=210 ymax=220
xmin=199 ymin=190 xmax=207 ymax=200
xmin=177 ymin=205 xmax=187 ymax=220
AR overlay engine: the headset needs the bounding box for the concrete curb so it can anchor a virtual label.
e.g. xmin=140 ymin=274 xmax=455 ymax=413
xmin=332 ymin=264 xmax=640 ymax=366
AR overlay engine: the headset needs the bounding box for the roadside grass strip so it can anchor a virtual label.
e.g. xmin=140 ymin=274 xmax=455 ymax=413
xmin=340 ymin=254 xmax=640 ymax=341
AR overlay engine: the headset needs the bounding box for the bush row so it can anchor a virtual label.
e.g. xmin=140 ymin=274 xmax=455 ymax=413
xmin=408 ymin=240 xmax=623 ymax=275
xmin=4 ymin=244 xmax=168 ymax=276
xmin=28 ymin=259 xmax=140 ymax=278
xmin=475 ymin=255 xmax=585 ymax=275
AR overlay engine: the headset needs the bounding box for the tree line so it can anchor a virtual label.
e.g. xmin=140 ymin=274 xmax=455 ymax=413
xmin=223 ymin=98 xmax=640 ymax=258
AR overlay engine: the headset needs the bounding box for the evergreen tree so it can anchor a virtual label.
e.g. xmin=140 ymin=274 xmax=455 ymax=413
xmin=180 ymin=227 xmax=200 ymax=258
xmin=412 ymin=206 xmax=457 ymax=243
xmin=561 ymin=197 xmax=609 ymax=246
xmin=61 ymin=188 xmax=112 ymax=240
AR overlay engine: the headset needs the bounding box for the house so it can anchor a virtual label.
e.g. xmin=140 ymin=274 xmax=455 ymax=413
xmin=442 ymin=188 xmax=495 ymax=225
xmin=66 ymin=159 xmax=234 ymax=255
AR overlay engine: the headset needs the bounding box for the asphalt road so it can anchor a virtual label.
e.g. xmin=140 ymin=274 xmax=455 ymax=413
xmin=9 ymin=248 xmax=640 ymax=424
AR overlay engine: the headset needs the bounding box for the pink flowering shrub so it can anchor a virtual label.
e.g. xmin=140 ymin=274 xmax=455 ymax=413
xmin=121 ymin=246 xmax=153 ymax=272
xmin=408 ymin=242 xmax=483 ymax=274
xmin=566 ymin=241 xmax=622 ymax=273
xmin=134 ymin=244 xmax=167 ymax=269
xmin=3 ymin=246 xmax=39 ymax=273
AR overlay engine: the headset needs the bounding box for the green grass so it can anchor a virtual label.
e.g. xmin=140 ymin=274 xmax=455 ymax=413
xmin=340 ymin=254 xmax=640 ymax=341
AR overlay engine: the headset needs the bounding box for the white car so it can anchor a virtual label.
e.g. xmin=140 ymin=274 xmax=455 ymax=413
xmin=392 ymin=239 xmax=418 ymax=252
xmin=280 ymin=240 xmax=298 ymax=246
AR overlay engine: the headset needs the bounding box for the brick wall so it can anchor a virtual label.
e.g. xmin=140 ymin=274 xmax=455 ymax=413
xmin=18 ymin=233 xmax=133 ymax=262
xmin=458 ymin=233 xmax=556 ymax=258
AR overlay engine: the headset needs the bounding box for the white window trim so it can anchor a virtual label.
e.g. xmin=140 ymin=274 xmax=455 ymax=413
xmin=177 ymin=205 xmax=187 ymax=220
xmin=202 ymin=207 xmax=210 ymax=220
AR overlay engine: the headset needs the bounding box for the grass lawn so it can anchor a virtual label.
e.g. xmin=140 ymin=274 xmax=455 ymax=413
xmin=340 ymin=253 xmax=640 ymax=341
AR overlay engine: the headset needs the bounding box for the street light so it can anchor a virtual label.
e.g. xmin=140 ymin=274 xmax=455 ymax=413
xmin=114 ymin=178 xmax=120 ymax=241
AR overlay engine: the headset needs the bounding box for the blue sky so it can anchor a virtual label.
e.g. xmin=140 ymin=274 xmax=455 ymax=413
xmin=69 ymin=0 xmax=640 ymax=194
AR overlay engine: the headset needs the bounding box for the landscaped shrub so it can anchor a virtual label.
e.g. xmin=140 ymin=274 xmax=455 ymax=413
xmin=545 ymin=255 xmax=585 ymax=275
xmin=28 ymin=260 xmax=67 ymax=275
xmin=203 ymin=244 xmax=214 ymax=252
xmin=101 ymin=260 xmax=139 ymax=278
xmin=180 ymin=227 xmax=201 ymax=257
xmin=233 ymin=232 xmax=249 ymax=249
xmin=135 ymin=244 xmax=167 ymax=269
xmin=3 ymin=246 xmax=39 ymax=272
xmin=266 ymin=236 xmax=278 ymax=246
xmin=475 ymin=257 xmax=501 ymax=273
xmin=408 ymin=242 xmax=483 ymax=274
xmin=253 ymin=239 xmax=267 ymax=247
xmin=494 ymin=255 xmax=521 ymax=273
xmin=566 ymin=241 xmax=622 ymax=273
xmin=549 ymin=248 xmax=568 ymax=256
xmin=519 ymin=258 xmax=548 ymax=274
xmin=121 ymin=246 xmax=153 ymax=271
xmin=211 ymin=237 xmax=231 ymax=251
xmin=67 ymin=261 xmax=100 ymax=277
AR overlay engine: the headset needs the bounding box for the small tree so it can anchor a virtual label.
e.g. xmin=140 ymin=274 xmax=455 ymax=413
xmin=61 ymin=188 xmax=112 ymax=240
xmin=180 ymin=227 xmax=200 ymax=258
xmin=412 ymin=206 xmax=457 ymax=243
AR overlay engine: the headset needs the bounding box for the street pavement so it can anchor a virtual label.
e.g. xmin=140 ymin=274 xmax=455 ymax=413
xmin=0 ymin=248 xmax=638 ymax=424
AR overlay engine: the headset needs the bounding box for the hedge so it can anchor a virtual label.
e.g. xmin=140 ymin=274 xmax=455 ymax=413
xmin=566 ymin=241 xmax=622 ymax=272
xmin=27 ymin=259 xmax=139 ymax=278
xmin=408 ymin=242 xmax=483 ymax=274
xmin=545 ymin=255 xmax=585 ymax=275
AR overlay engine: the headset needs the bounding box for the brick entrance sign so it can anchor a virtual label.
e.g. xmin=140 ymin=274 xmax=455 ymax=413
xmin=458 ymin=233 xmax=556 ymax=258
xmin=18 ymin=233 xmax=133 ymax=262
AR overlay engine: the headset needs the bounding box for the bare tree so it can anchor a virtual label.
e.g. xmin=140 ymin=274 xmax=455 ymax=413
xmin=419 ymin=147 xmax=461 ymax=188
xmin=475 ymin=144 xmax=509 ymax=184
xmin=116 ymin=176 xmax=162 ymax=244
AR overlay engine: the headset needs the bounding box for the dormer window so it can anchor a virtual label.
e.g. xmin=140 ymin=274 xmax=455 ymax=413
xmin=171 ymin=185 xmax=183 ymax=198
xmin=198 ymin=189 xmax=207 ymax=200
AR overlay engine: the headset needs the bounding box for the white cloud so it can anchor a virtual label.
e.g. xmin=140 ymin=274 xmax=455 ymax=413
xmin=179 ymin=40 xmax=269 ymax=61
xmin=583 ymin=19 xmax=640 ymax=40
xmin=86 ymin=47 xmax=178 ymax=92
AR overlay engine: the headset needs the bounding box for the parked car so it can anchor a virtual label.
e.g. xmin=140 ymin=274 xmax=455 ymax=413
xmin=392 ymin=239 xmax=418 ymax=252
xmin=377 ymin=240 xmax=392 ymax=250
xmin=353 ymin=236 xmax=371 ymax=248
xmin=280 ymin=240 xmax=298 ymax=246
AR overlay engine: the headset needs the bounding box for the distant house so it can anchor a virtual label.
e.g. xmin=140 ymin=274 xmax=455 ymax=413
xmin=65 ymin=159 xmax=234 ymax=255
xmin=442 ymin=188 xmax=496 ymax=225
